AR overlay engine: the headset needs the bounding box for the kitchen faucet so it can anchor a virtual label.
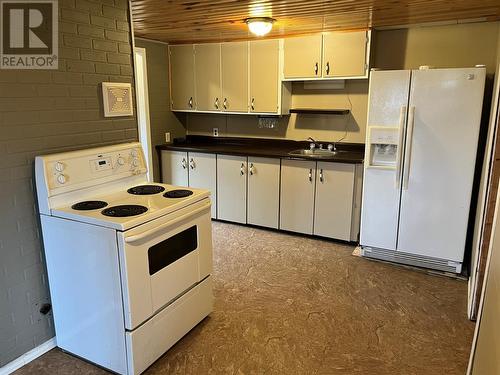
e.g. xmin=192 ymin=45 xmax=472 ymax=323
xmin=307 ymin=137 xmax=317 ymax=150
xmin=307 ymin=137 xmax=336 ymax=152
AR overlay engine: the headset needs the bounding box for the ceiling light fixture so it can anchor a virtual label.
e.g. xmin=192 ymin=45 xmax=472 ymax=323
xmin=245 ymin=17 xmax=275 ymax=37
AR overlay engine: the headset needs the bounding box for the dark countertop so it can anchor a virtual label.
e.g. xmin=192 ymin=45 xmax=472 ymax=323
xmin=156 ymin=135 xmax=364 ymax=164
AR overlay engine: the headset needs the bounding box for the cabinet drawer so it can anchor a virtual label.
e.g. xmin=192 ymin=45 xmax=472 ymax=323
xmin=126 ymin=277 xmax=213 ymax=375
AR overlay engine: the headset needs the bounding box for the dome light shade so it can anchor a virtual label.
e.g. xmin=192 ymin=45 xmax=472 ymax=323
xmin=245 ymin=17 xmax=275 ymax=36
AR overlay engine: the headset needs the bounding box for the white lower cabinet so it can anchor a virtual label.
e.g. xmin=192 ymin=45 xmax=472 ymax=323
xmin=280 ymin=159 xmax=316 ymax=235
xmin=247 ymin=157 xmax=280 ymax=229
xmin=313 ymin=162 xmax=355 ymax=240
xmin=217 ymin=155 xmax=247 ymax=223
xmin=162 ymin=149 xmax=361 ymax=240
xmin=161 ymin=151 xmax=188 ymax=187
xmin=187 ymin=153 xmax=217 ymax=218
xmin=161 ymin=151 xmax=216 ymax=218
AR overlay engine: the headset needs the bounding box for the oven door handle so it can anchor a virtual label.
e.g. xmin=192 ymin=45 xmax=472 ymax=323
xmin=124 ymin=202 xmax=211 ymax=244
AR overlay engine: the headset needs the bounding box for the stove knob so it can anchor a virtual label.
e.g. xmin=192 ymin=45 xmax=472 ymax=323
xmin=55 ymin=162 xmax=64 ymax=172
xmin=130 ymin=149 xmax=138 ymax=157
xmin=132 ymin=158 xmax=139 ymax=167
xmin=117 ymin=157 xmax=125 ymax=166
xmin=57 ymin=174 xmax=67 ymax=184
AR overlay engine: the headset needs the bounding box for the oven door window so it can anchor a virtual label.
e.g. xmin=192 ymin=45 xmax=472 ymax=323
xmin=148 ymin=225 xmax=198 ymax=275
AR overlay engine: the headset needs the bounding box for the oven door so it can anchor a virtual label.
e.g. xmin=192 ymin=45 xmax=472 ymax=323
xmin=117 ymin=198 xmax=212 ymax=330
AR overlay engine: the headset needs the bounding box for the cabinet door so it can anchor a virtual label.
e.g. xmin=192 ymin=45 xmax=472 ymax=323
xmin=217 ymin=155 xmax=247 ymax=223
xmin=249 ymin=39 xmax=279 ymax=113
xmin=283 ymin=34 xmax=322 ymax=79
xmin=161 ymin=151 xmax=188 ymax=187
xmin=169 ymin=45 xmax=195 ymax=110
xmin=194 ymin=43 xmax=221 ymax=112
xmin=221 ymin=42 xmax=248 ymax=112
xmin=322 ymin=31 xmax=367 ymax=78
xmin=247 ymin=157 xmax=280 ymax=229
xmin=188 ymin=153 xmax=217 ymax=218
xmin=314 ymin=162 xmax=355 ymax=240
xmin=279 ymin=159 xmax=316 ymax=235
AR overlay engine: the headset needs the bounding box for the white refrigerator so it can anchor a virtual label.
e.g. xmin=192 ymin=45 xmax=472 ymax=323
xmin=360 ymin=67 xmax=486 ymax=273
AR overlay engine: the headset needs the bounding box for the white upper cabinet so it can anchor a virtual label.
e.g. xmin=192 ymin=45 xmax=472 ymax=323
xmin=169 ymin=45 xmax=195 ymax=110
xmin=194 ymin=43 xmax=222 ymax=112
xmin=221 ymin=42 xmax=248 ymax=112
xmin=249 ymin=39 xmax=280 ymax=114
xmin=283 ymin=30 xmax=370 ymax=80
xmin=169 ymin=40 xmax=290 ymax=115
xmin=247 ymin=157 xmax=280 ymax=229
xmin=283 ymin=34 xmax=323 ymax=79
xmin=322 ymin=31 xmax=369 ymax=78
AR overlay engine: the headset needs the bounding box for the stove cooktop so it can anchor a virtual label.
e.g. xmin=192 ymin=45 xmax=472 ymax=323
xmin=71 ymin=201 xmax=108 ymax=210
xmin=102 ymin=205 xmax=148 ymax=217
xmin=53 ymin=183 xmax=210 ymax=231
xmin=164 ymin=189 xmax=194 ymax=199
xmin=127 ymin=185 xmax=166 ymax=195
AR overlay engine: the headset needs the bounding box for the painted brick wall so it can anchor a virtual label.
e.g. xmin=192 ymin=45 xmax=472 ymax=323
xmin=0 ymin=0 xmax=137 ymax=366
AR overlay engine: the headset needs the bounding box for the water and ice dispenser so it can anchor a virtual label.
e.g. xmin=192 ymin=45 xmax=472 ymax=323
xmin=367 ymin=126 xmax=400 ymax=168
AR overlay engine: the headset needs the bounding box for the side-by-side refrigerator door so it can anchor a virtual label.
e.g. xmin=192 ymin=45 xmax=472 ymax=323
xmin=360 ymin=70 xmax=411 ymax=250
xmin=397 ymin=68 xmax=486 ymax=264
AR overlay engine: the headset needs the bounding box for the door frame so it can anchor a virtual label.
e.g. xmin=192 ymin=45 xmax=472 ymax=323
xmin=468 ymin=62 xmax=500 ymax=320
xmin=133 ymin=47 xmax=153 ymax=181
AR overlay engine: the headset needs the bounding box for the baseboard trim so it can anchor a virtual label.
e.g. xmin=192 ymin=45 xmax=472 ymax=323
xmin=0 ymin=337 xmax=57 ymax=375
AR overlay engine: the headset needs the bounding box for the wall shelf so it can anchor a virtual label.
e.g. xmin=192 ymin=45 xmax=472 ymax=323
xmin=289 ymin=108 xmax=350 ymax=115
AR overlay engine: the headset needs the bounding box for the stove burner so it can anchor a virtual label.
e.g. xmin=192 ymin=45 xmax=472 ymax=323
xmin=164 ymin=189 xmax=194 ymax=199
xmin=127 ymin=185 xmax=165 ymax=195
xmin=72 ymin=201 xmax=108 ymax=210
xmin=102 ymin=205 xmax=148 ymax=217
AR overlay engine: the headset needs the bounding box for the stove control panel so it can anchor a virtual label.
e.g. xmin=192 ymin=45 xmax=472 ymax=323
xmin=91 ymin=157 xmax=113 ymax=172
xmin=42 ymin=143 xmax=147 ymax=191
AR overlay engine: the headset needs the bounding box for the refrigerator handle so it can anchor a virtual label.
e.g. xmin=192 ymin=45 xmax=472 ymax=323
xmin=395 ymin=106 xmax=407 ymax=189
xmin=402 ymin=106 xmax=415 ymax=190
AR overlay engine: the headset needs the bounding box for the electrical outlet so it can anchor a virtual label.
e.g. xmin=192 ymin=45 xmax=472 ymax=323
xmin=165 ymin=132 xmax=171 ymax=143
xmin=213 ymin=128 xmax=219 ymax=137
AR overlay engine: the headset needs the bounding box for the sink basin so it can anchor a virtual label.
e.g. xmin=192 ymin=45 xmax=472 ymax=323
xmin=288 ymin=149 xmax=347 ymax=159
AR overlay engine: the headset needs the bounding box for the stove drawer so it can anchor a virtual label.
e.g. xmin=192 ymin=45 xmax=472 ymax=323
xmin=126 ymin=276 xmax=213 ymax=375
xmin=117 ymin=199 xmax=213 ymax=330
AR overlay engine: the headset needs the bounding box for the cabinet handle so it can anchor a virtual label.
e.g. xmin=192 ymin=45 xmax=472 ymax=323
xmin=189 ymin=158 xmax=195 ymax=169
xmin=214 ymin=97 xmax=219 ymax=109
xmin=249 ymin=163 xmax=254 ymax=175
xmin=308 ymin=169 xmax=312 ymax=182
xmin=223 ymin=98 xmax=227 ymax=110
xmin=240 ymin=163 xmax=246 ymax=176
xmin=319 ymin=169 xmax=324 ymax=183
xmin=251 ymin=98 xmax=255 ymax=111
xmin=181 ymin=158 xmax=187 ymax=169
xmin=314 ymin=62 xmax=319 ymax=75
xmin=326 ymin=62 xmax=330 ymax=75
xmin=188 ymin=97 xmax=193 ymax=108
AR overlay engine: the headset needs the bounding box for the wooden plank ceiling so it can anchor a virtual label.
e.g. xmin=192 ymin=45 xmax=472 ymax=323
xmin=130 ymin=0 xmax=500 ymax=44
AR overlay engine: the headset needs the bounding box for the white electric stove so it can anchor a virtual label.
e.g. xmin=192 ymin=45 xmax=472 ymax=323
xmin=35 ymin=142 xmax=213 ymax=375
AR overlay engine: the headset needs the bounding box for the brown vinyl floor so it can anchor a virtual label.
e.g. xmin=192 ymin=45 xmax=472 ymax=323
xmin=14 ymin=222 xmax=474 ymax=375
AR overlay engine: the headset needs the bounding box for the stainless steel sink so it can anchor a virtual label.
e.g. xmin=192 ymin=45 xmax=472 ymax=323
xmin=287 ymin=149 xmax=347 ymax=159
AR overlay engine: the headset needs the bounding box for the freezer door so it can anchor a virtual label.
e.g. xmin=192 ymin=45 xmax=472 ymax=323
xmin=360 ymin=70 xmax=411 ymax=250
xmin=397 ymin=68 xmax=486 ymax=262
